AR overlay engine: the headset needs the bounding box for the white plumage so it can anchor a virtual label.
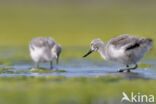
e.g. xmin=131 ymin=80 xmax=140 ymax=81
xmin=83 ymin=35 xmax=153 ymax=72
xmin=29 ymin=37 xmax=62 ymax=69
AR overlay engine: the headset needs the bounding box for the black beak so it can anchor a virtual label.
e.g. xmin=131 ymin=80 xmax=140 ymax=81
xmin=83 ymin=49 xmax=93 ymax=58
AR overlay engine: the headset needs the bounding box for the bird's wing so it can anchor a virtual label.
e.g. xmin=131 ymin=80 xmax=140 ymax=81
xmin=126 ymin=37 xmax=153 ymax=53
xmin=30 ymin=37 xmax=56 ymax=48
xmin=124 ymin=36 xmax=144 ymax=51
xmin=108 ymin=35 xmax=129 ymax=45
xmin=125 ymin=42 xmax=140 ymax=51
xmin=108 ymin=35 xmax=140 ymax=50
xmin=46 ymin=37 xmax=56 ymax=48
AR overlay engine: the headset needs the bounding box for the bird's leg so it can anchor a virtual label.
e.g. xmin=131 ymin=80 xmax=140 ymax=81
xmin=50 ymin=61 xmax=53 ymax=69
xmin=118 ymin=65 xmax=130 ymax=72
xmin=35 ymin=62 xmax=39 ymax=69
xmin=118 ymin=68 xmax=125 ymax=72
xmin=126 ymin=64 xmax=138 ymax=72
xmin=127 ymin=65 xmax=131 ymax=72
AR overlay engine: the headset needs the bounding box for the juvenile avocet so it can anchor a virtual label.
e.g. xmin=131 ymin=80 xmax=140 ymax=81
xmin=83 ymin=35 xmax=153 ymax=72
xmin=29 ymin=37 xmax=62 ymax=69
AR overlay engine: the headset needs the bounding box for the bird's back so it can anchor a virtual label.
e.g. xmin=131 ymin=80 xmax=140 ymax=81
xmin=107 ymin=35 xmax=137 ymax=48
xmin=29 ymin=37 xmax=56 ymax=49
xmin=29 ymin=37 xmax=57 ymax=62
xmin=105 ymin=35 xmax=153 ymax=64
xmin=107 ymin=35 xmax=153 ymax=52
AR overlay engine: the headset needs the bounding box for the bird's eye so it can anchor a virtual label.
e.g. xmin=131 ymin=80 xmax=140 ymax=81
xmin=94 ymin=47 xmax=99 ymax=51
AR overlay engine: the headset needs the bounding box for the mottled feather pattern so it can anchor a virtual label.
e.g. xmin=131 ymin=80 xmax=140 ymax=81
xmin=29 ymin=37 xmax=62 ymax=69
xmin=108 ymin=35 xmax=153 ymax=52
xmin=88 ymin=35 xmax=153 ymax=66
xmin=30 ymin=37 xmax=56 ymax=49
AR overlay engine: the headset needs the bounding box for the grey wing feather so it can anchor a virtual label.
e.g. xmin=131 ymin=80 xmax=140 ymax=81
xmin=107 ymin=35 xmax=153 ymax=52
xmin=30 ymin=37 xmax=56 ymax=49
xmin=125 ymin=37 xmax=153 ymax=53
xmin=107 ymin=35 xmax=132 ymax=48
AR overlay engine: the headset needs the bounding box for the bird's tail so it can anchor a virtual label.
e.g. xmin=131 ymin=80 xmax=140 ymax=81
xmin=140 ymin=38 xmax=153 ymax=52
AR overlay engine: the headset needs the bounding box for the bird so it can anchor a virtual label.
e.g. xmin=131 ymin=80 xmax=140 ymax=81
xmin=83 ymin=35 xmax=153 ymax=72
xmin=29 ymin=37 xmax=62 ymax=69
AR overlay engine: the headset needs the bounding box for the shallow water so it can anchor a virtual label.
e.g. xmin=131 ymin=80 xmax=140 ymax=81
xmin=0 ymin=58 xmax=156 ymax=79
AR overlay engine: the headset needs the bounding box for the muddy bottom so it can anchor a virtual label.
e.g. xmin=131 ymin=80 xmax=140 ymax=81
xmin=0 ymin=58 xmax=156 ymax=79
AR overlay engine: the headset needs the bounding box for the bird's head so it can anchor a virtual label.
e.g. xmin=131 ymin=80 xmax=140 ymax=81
xmin=51 ymin=44 xmax=62 ymax=64
xmin=83 ymin=38 xmax=104 ymax=57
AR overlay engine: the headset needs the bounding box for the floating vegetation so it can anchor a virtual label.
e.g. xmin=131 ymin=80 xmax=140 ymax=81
xmin=0 ymin=67 xmax=10 ymax=70
xmin=138 ymin=64 xmax=152 ymax=68
xmin=0 ymin=70 xmax=14 ymax=74
xmin=14 ymin=70 xmax=29 ymax=74
xmin=0 ymin=66 xmax=14 ymax=70
xmin=0 ymin=66 xmax=14 ymax=74
xmin=55 ymin=69 xmax=67 ymax=73
xmin=30 ymin=67 xmax=53 ymax=73
xmin=29 ymin=67 xmax=67 ymax=73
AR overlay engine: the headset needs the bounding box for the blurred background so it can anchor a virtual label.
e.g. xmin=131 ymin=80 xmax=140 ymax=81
xmin=0 ymin=0 xmax=155 ymax=61
xmin=0 ymin=1 xmax=156 ymax=104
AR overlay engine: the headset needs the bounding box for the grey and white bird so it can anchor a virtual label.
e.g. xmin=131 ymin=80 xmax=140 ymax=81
xmin=83 ymin=35 xmax=153 ymax=72
xmin=29 ymin=37 xmax=62 ymax=69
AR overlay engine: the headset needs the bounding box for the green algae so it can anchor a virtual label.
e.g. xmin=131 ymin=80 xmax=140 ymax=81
xmin=55 ymin=69 xmax=67 ymax=73
xmin=138 ymin=64 xmax=152 ymax=68
xmin=30 ymin=68 xmax=53 ymax=73
xmin=30 ymin=68 xmax=67 ymax=73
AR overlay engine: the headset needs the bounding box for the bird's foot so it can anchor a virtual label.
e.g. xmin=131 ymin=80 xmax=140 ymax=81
xmin=118 ymin=68 xmax=133 ymax=73
xmin=118 ymin=65 xmax=138 ymax=73
xmin=118 ymin=69 xmax=125 ymax=72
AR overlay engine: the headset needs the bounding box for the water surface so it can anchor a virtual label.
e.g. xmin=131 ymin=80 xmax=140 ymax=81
xmin=0 ymin=58 xmax=156 ymax=79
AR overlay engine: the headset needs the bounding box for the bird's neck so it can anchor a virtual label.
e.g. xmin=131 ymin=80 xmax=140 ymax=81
xmin=98 ymin=44 xmax=107 ymax=60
